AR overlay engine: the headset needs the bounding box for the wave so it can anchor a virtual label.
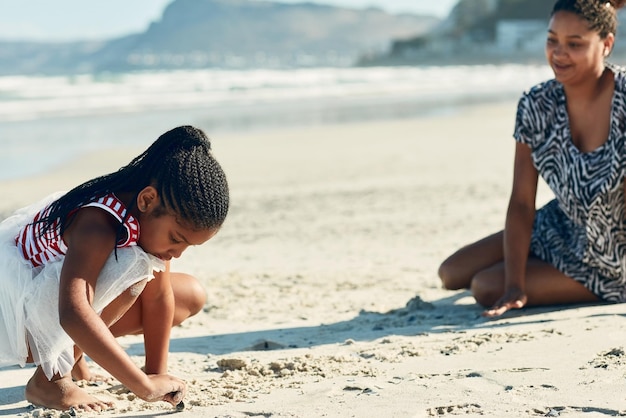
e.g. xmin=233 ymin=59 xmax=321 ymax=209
xmin=0 ymin=65 xmax=553 ymax=122
xmin=0 ymin=64 xmax=554 ymax=181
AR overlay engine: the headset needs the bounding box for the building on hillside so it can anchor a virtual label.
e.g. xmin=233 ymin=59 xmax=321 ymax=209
xmin=496 ymin=20 xmax=547 ymax=53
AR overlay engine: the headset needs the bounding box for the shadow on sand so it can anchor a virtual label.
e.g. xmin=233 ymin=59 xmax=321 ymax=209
xmin=0 ymin=291 xmax=618 ymax=416
xmin=124 ymin=291 xmax=617 ymax=357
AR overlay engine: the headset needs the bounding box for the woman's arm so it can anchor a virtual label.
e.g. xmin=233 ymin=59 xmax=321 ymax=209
xmin=484 ymin=142 xmax=538 ymax=317
xmin=59 ymin=208 xmax=185 ymax=403
xmin=141 ymin=262 xmax=175 ymax=375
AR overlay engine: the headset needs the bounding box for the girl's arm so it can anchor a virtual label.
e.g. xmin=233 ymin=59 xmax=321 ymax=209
xmin=484 ymin=142 xmax=538 ymax=317
xmin=59 ymin=207 xmax=185 ymax=404
xmin=141 ymin=262 xmax=175 ymax=375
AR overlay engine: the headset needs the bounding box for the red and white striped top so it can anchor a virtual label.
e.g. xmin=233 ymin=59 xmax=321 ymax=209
xmin=16 ymin=193 xmax=140 ymax=268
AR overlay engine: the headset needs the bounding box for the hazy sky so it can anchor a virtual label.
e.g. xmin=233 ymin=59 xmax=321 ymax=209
xmin=0 ymin=0 xmax=457 ymax=41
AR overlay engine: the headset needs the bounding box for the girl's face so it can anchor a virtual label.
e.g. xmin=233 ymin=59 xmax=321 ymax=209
xmin=545 ymin=11 xmax=613 ymax=85
xmin=134 ymin=186 xmax=219 ymax=260
xmin=138 ymin=211 xmax=218 ymax=261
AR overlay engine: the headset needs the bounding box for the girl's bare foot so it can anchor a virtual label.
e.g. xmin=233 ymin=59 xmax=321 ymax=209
xmin=25 ymin=366 xmax=113 ymax=412
xmin=71 ymin=355 xmax=111 ymax=383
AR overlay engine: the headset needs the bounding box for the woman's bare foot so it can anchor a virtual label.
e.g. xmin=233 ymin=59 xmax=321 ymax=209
xmin=25 ymin=366 xmax=113 ymax=412
xmin=71 ymin=355 xmax=111 ymax=383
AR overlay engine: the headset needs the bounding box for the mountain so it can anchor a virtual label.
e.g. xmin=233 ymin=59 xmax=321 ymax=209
xmin=0 ymin=0 xmax=439 ymax=75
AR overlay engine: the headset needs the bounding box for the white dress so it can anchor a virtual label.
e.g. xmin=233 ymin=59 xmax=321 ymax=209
xmin=0 ymin=192 xmax=164 ymax=379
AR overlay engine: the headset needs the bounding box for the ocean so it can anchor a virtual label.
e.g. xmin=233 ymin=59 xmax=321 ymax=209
xmin=0 ymin=64 xmax=553 ymax=180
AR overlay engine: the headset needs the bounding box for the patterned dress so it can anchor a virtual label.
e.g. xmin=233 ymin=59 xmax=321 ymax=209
xmin=514 ymin=65 xmax=626 ymax=302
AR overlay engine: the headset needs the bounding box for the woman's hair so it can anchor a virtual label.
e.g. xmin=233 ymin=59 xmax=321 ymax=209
xmin=552 ymin=0 xmax=626 ymax=38
xmin=41 ymin=125 xmax=229 ymax=239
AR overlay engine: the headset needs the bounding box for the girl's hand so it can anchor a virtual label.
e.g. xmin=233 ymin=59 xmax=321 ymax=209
xmin=482 ymin=287 xmax=527 ymax=317
xmin=140 ymin=374 xmax=186 ymax=406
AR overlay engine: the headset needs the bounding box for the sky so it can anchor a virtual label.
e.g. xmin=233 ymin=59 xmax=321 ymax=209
xmin=0 ymin=0 xmax=457 ymax=42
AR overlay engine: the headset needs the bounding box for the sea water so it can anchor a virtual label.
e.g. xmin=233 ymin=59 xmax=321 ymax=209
xmin=0 ymin=64 xmax=553 ymax=180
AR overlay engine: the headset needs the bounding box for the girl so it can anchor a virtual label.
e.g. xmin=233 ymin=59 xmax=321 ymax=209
xmin=0 ymin=125 xmax=229 ymax=411
xmin=438 ymin=0 xmax=626 ymax=316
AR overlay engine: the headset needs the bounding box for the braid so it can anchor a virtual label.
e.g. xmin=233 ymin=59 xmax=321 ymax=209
xmin=153 ymin=126 xmax=229 ymax=229
xmin=38 ymin=125 xmax=229 ymax=240
xmin=552 ymin=0 xmax=624 ymax=38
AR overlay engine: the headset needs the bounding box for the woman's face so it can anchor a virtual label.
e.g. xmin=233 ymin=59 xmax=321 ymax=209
xmin=545 ymin=10 xmax=613 ymax=85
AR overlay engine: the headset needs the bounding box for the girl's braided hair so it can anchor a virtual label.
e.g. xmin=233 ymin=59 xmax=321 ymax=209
xmin=40 ymin=125 xmax=229 ymax=239
xmin=552 ymin=0 xmax=626 ymax=38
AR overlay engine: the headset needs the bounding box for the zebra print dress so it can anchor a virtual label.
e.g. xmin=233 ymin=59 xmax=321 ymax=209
xmin=514 ymin=66 xmax=626 ymax=302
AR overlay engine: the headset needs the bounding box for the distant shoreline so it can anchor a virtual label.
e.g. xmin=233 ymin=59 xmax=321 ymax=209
xmin=357 ymin=49 xmax=626 ymax=69
xmin=0 ymin=64 xmax=551 ymax=183
xmin=0 ymin=94 xmax=521 ymax=183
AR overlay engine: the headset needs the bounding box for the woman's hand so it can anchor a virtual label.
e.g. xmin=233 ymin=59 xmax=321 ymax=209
xmin=483 ymin=287 xmax=527 ymax=317
xmin=139 ymin=374 xmax=187 ymax=406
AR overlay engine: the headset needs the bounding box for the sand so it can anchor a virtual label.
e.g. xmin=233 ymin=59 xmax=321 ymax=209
xmin=1 ymin=101 xmax=625 ymax=418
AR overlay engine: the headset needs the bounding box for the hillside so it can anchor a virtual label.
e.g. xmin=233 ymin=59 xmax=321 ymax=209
xmin=358 ymin=0 xmax=557 ymax=66
xmin=0 ymin=0 xmax=439 ymax=75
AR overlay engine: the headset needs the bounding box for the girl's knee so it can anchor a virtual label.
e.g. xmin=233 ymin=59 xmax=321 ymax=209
xmin=176 ymin=273 xmax=207 ymax=316
xmin=187 ymin=278 xmax=207 ymax=316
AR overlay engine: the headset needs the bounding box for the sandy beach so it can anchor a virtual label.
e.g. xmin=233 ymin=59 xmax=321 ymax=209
xmin=2 ymin=100 xmax=626 ymax=418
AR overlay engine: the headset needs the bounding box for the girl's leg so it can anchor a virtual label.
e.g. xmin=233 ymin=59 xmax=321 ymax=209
xmin=109 ymin=272 xmax=207 ymax=337
xmin=71 ymin=350 xmax=110 ymax=382
xmin=470 ymin=258 xmax=600 ymax=308
xmin=25 ymin=367 xmax=113 ymax=412
xmin=438 ymin=231 xmax=505 ymax=290
xmin=70 ymin=278 xmax=149 ymax=382
xmin=25 ymin=277 xmax=143 ymax=410
xmin=70 ymin=273 xmax=205 ymax=381
xmin=27 ymin=273 xmax=203 ymax=411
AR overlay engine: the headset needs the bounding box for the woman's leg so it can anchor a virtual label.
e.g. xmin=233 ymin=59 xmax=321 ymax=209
xmin=439 ymin=231 xmax=599 ymax=309
xmin=471 ymin=258 xmax=600 ymax=308
xmin=438 ymin=231 xmax=505 ymax=290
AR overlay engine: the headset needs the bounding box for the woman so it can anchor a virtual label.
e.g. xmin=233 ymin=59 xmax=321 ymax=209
xmin=438 ymin=0 xmax=626 ymax=317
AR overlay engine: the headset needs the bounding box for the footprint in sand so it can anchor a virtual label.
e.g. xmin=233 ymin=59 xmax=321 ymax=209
xmin=440 ymin=331 xmax=537 ymax=355
xmin=426 ymin=403 xmax=482 ymax=416
xmin=586 ymin=347 xmax=626 ymax=370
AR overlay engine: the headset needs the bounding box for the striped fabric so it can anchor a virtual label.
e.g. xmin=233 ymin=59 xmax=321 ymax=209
xmin=15 ymin=194 xmax=139 ymax=268
xmin=514 ymin=65 xmax=626 ymax=301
